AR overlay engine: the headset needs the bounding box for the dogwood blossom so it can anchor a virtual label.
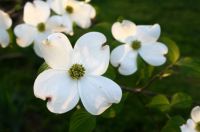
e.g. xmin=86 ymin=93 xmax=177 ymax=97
xmin=48 ymin=0 xmax=96 ymax=29
xmin=0 ymin=10 xmax=12 ymax=48
xmin=180 ymin=106 xmax=200 ymax=132
xmin=34 ymin=32 xmax=122 ymax=115
xmin=110 ymin=20 xmax=168 ymax=75
xmin=14 ymin=0 xmax=73 ymax=57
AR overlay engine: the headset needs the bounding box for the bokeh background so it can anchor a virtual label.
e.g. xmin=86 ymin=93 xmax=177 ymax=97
xmin=0 ymin=0 xmax=200 ymax=131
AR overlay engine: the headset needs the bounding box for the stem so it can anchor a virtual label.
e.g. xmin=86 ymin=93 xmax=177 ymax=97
xmin=121 ymin=64 xmax=174 ymax=95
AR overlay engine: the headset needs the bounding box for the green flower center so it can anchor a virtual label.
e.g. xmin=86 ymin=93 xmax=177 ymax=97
xmin=37 ymin=23 xmax=46 ymax=32
xmin=196 ymin=122 xmax=200 ymax=132
xmin=66 ymin=6 xmax=74 ymax=14
xmin=68 ymin=64 xmax=85 ymax=80
xmin=131 ymin=40 xmax=141 ymax=50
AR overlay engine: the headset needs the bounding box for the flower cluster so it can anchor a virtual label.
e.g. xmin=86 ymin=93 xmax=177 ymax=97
xmin=0 ymin=0 xmax=171 ymax=116
xmin=14 ymin=0 xmax=95 ymax=57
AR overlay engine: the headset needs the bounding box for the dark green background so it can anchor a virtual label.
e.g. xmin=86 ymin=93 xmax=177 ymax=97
xmin=0 ymin=0 xmax=200 ymax=131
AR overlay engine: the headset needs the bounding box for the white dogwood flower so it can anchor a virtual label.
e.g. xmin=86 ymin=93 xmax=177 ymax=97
xmin=110 ymin=20 xmax=168 ymax=75
xmin=34 ymin=32 xmax=122 ymax=115
xmin=48 ymin=0 xmax=96 ymax=29
xmin=180 ymin=106 xmax=200 ymax=132
xmin=0 ymin=10 xmax=12 ymax=48
xmin=14 ymin=0 xmax=73 ymax=57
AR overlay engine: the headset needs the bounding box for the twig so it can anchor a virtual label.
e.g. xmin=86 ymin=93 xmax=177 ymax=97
xmin=120 ymin=64 xmax=174 ymax=95
xmin=121 ymin=86 xmax=157 ymax=96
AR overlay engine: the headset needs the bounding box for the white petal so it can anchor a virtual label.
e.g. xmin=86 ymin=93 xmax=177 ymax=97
xmin=191 ymin=106 xmax=200 ymax=123
xmin=47 ymin=0 xmax=67 ymax=15
xmin=0 ymin=10 xmax=12 ymax=29
xmin=186 ymin=119 xmax=196 ymax=128
xmin=34 ymin=69 xmax=79 ymax=114
xmin=74 ymin=32 xmax=109 ymax=75
xmin=70 ymin=1 xmax=96 ymax=28
xmin=136 ymin=24 xmax=161 ymax=43
xmin=180 ymin=119 xmax=196 ymax=132
xmin=111 ymin=20 xmax=137 ymax=43
xmin=111 ymin=44 xmax=138 ymax=75
xmin=33 ymin=41 xmax=43 ymax=58
xmin=79 ymin=75 xmax=122 ymax=115
xmin=41 ymin=33 xmax=73 ymax=70
xmin=14 ymin=24 xmax=37 ymax=47
xmin=24 ymin=0 xmax=50 ymax=26
xmin=0 ymin=29 xmax=10 ymax=48
xmin=46 ymin=15 xmax=73 ymax=35
xmin=33 ymin=31 xmax=51 ymax=57
xmin=139 ymin=42 xmax=168 ymax=66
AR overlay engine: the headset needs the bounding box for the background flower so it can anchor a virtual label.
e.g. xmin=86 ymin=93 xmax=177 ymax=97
xmin=48 ymin=0 xmax=96 ymax=29
xmin=110 ymin=20 xmax=168 ymax=75
xmin=0 ymin=9 xmax=12 ymax=48
xmin=14 ymin=0 xmax=73 ymax=57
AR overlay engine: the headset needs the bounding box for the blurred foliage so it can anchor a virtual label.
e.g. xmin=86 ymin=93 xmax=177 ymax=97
xmin=0 ymin=0 xmax=200 ymax=132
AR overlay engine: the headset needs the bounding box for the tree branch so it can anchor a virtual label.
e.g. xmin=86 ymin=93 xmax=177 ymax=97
xmin=121 ymin=64 xmax=174 ymax=96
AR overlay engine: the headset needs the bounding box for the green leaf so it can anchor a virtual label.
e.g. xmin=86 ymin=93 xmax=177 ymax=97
xmin=147 ymin=95 xmax=170 ymax=112
xmin=176 ymin=57 xmax=200 ymax=73
xmin=37 ymin=62 xmax=50 ymax=74
xmin=161 ymin=37 xmax=180 ymax=64
xmin=171 ymin=92 xmax=192 ymax=109
xmin=161 ymin=116 xmax=185 ymax=132
xmin=69 ymin=109 xmax=96 ymax=132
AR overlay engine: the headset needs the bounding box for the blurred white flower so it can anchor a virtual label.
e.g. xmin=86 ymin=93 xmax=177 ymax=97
xmin=180 ymin=119 xmax=196 ymax=132
xmin=85 ymin=0 xmax=91 ymax=3
xmin=14 ymin=0 xmax=73 ymax=57
xmin=48 ymin=0 xmax=96 ymax=29
xmin=0 ymin=10 xmax=12 ymax=48
xmin=34 ymin=32 xmax=122 ymax=115
xmin=110 ymin=20 xmax=168 ymax=75
xmin=180 ymin=106 xmax=200 ymax=132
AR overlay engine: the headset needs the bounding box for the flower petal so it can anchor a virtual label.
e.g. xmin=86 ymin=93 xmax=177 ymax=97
xmin=46 ymin=15 xmax=73 ymax=35
xmin=41 ymin=33 xmax=73 ymax=70
xmin=191 ymin=106 xmax=200 ymax=123
xmin=0 ymin=10 xmax=12 ymax=29
xmin=0 ymin=29 xmax=10 ymax=48
xmin=139 ymin=42 xmax=168 ymax=66
xmin=180 ymin=119 xmax=196 ymax=132
xmin=14 ymin=24 xmax=37 ymax=47
xmin=74 ymin=32 xmax=109 ymax=75
xmin=111 ymin=20 xmax=136 ymax=43
xmin=33 ymin=31 xmax=52 ymax=57
xmin=79 ymin=75 xmax=122 ymax=115
xmin=24 ymin=0 xmax=50 ymax=26
xmin=34 ymin=69 xmax=79 ymax=114
xmin=111 ymin=44 xmax=138 ymax=75
xmin=136 ymin=24 xmax=161 ymax=43
xmin=47 ymin=0 xmax=67 ymax=15
xmin=70 ymin=0 xmax=96 ymax=28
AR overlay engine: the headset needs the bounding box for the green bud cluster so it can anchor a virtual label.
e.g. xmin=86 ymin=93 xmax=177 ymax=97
xmin=196 ymin=122 xmax=200 ymax=132
xmin=37 ymin=23 xmax=46 ymax=32
xmin=66 ymin=6 xmax=74 ymax=14
xmin=131 ymin=40 xmax=141 ymax=50
xmin=68 ymin=64 xmax=85 ymax=80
